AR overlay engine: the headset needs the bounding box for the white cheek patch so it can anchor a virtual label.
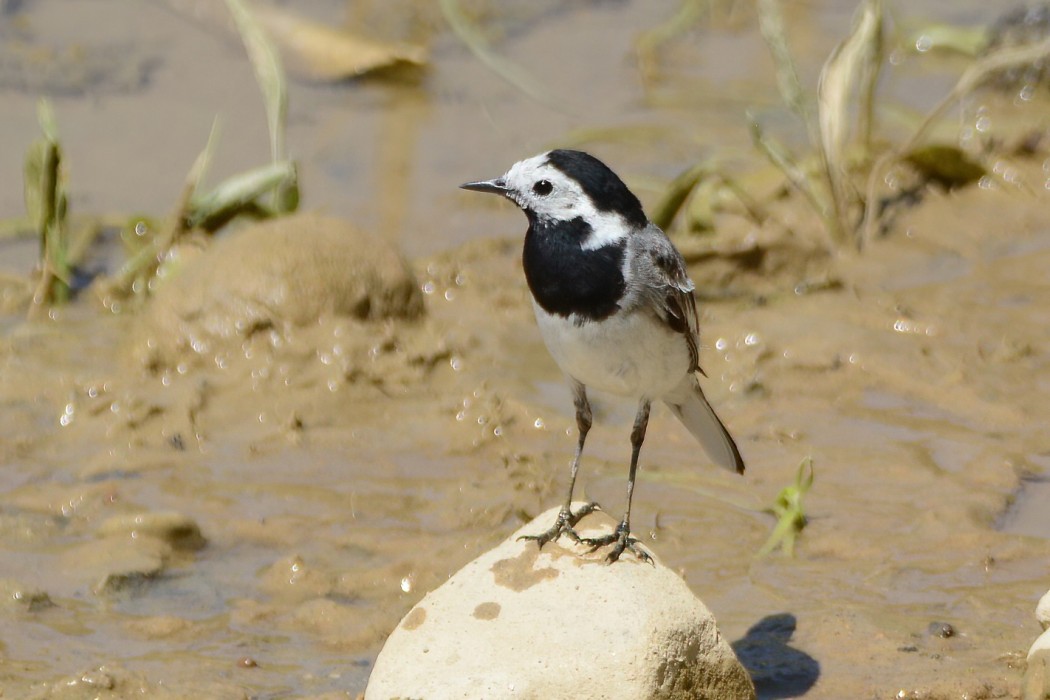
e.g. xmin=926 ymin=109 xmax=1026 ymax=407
xmin=578 ymin=207 xmax=630 ymax=250
xmin=502 ymin=153 xmax=633 ymax=250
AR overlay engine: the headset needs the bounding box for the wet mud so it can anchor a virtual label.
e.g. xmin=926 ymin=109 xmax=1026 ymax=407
xmin=1 ymin=1 xmax=1049 ymax=698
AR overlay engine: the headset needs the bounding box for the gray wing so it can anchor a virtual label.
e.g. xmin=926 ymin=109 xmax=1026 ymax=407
xmin=627 ymin=225 xmax=702 ymax=373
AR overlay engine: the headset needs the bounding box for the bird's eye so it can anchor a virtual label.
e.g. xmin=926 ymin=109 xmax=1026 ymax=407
xmin=532 ymin=180 xmax=553 ymax=196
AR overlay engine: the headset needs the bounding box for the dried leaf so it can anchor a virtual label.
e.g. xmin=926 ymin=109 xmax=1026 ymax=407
xmin=253 ymin=4 xmax=426 ymax=82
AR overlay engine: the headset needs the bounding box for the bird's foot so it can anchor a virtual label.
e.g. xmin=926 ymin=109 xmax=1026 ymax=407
xmin=581 ymin=522 xmax=653 ymax=565
xmin=519 ymin=502 xmax=600 ymax=549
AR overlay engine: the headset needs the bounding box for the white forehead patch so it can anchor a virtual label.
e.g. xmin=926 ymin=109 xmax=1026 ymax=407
xmin=502 ymin=152 xmax=630 ymax=250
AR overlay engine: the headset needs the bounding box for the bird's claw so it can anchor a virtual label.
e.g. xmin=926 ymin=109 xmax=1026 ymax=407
xmin=581 ymin=524 xmax=653 ymax=565
xmin=518 ymin=502 xmax=600 ymax=549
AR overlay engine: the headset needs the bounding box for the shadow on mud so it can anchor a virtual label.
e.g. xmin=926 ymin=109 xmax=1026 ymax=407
xmin=733 ymin=613 xmax=820 ymax=699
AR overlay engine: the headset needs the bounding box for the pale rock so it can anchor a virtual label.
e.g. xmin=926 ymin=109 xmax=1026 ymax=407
xmin=366 ymin=505 xmax=755 ymax=700
xmin=1037 ymin=589 xmax=1050 ymax=631
xmin=1024 ymin=591 xmax=1050 ymax=700
xmin=1028 ymin=628 xmax=1050 ymax=662
xmin=1024 ymin=629 xmax=1050 ymax=700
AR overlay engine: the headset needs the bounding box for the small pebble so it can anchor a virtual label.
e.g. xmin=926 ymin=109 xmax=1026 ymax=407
xmin=927 ymin=621 xmax=955 ymax=638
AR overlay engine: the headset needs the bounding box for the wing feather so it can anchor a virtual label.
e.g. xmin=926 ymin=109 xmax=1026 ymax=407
xmin=630 ymin=227 xmax=703 ymax=373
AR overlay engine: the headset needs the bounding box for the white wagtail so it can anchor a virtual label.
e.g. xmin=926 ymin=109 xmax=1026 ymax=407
xmin=461 ymin=149 xmax=745 ymax=563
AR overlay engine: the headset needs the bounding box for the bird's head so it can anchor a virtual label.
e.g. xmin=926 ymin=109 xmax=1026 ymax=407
xmin=460 ymin=150 xmax=648 ymax=241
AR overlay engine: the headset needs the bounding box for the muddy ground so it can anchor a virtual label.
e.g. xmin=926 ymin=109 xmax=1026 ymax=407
xmin=1 ymin=1 xmax=1049 ymax=698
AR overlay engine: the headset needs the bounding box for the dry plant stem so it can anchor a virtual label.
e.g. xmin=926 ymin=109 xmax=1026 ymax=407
xmin=756 ymin=0 xmax=815 ymax=140
xmin=224 ymin=0 xmax=286 ymax=165
xmin=28 ymin=144 xmax=60 ymax=319
xmin=163 ymin=120 xmax=218 ymax=248
xmin=651 ymin=162 xmax=712 ymax=231
xmin=636 ymin=0 xmax=708 ymax=82
xmin=100 ymin=121 xmax=218 ymax=300
xmin=0 ymin=217 xmax=32 ymax=239
xmin=439 ymin=0 xmax=560 ymax=110
xmin=28 ymin=264 xmax=55 ymax=320
xmin=26 ymin=102 xmax=69 ymax=320
xmin=856 ymin=7 xmax=883 ymax=158
xmin=160 ymin=148 xmax=207 ymax=250
xmin=224 ymin=0 xmax=294 ymax=214
xmin=749 ymin=117 xmax=833 ymax=241
xmin=718 ymin=174 xmax=770 ymax=224
xmin=860 ymin=34 xmax=1050 ymax=245
xmin=817 ymin=0 xmax=883 ymax=248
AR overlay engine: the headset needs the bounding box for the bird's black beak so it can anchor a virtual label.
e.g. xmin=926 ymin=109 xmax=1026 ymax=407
xmin=459 ymin=177 xmax=508 ymax=195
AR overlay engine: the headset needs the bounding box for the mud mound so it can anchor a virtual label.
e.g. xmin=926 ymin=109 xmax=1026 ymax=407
xmin=135 ymin=213 xmax=423 ymax=369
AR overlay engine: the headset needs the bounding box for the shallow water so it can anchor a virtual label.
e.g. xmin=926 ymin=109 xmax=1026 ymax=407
xmin=1 ymin=1 xmax=1049 ymax=698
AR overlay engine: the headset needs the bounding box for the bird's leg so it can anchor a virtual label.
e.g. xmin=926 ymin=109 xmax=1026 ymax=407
xmin=519 ymin=381 xmax=598 ymax=548
xmin=582 ymin=399 xmax=653 ymax=564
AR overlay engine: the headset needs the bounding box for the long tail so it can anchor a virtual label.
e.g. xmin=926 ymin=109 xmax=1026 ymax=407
xmin=663 ymin=378 xmax=745 ymax=474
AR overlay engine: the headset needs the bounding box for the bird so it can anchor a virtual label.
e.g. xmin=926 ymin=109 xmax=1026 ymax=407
xmin=460 ymin=149 xmax=745 ymax=563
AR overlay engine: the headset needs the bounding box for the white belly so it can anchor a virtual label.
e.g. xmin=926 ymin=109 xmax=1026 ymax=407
xmin=533 ymin=301 xmax=691 ymax=399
